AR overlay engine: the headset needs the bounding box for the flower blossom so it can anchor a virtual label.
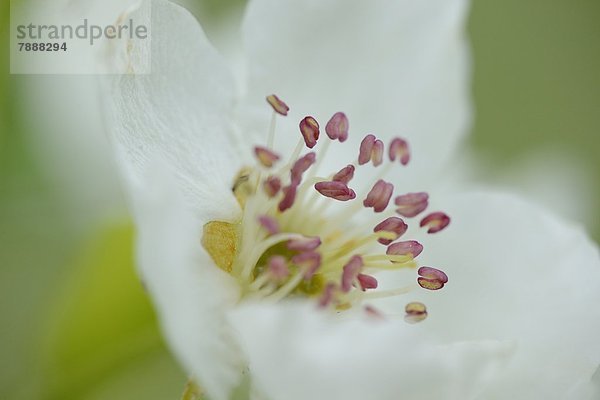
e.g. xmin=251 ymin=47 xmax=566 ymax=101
xmin=103 ymin=0 xmax=600 ymax=399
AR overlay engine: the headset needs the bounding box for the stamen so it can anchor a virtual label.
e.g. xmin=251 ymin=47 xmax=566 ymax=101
xmin=389 ymin=137 xmax=410 ymax=165
xmin=258 ymin=215 xmax=279 ymax=235
xmin=278 ymin=184 xmax=298 ymax=212
xmin=287 ymin=236 xmax=322 ymax=252
xmin=267 ymin=110 xmax=276 ymax=148
xmin=325 ymin=112 xmax=349 ymax=142
xmin=267 ymin=273 xmax=305 ymax=302
xmin=268 ymin=256 xmax=289 ymax=281
xmin=373 ymin=217 xmax=408 ymax=245
xmin=364 ymin=305 xmax=384 ymax=319
xmin=307 ymin=141 xmax=331 ymax=181
xmin=299 ymin=116 xmax=320 ymax=149
xmin=283 ymin=139 xmax=306 ymax=172
xmin=254 ymin=146 xmax=280 ymax=168
xmin=358 ymin=134 xmax=375 ymax=165
xmin=263 ymin=176 xmax=281 ymax=197
xmin=395 ymin=192 xmax=429 ymax=218
xmin=386 ymin=240 xmax=423 ymax=259
xmin=358 ymin=134 xmax=384 ymax=166
xmin=404 ymin=302 xmax=427 ymax=324
xmin=324 ymin=232 xmax=396 ymax=264
xmin=357 ymin=274 xmax=378 ymax=291
xmin=363 ymin=253 xmax=412 ymax=264
xmin=363 ymin=260 xmax=415 ymax=270
xmin=315 ymin=181 xmax=356 ymax=201
xmin=216 ymin=95 xmax=454 ymax=313
xmin=332 ymin=164 xmax=355 ymax=184
xmin=417 ymin=266 xmax=448 ymax=290
xmin=420 ymin=212 xmax=451 ymax=234
xmin=266 ymin=94 xmax=289 ymax=116
xmin=291 ymin=152 xmax=316 ymax=184
xmin=363 ymin=180 xmax=394 ymax=212
xmin=341 ymin=255 xmax=364 ymax=292
xmin=318 ymin=283 xmax=337 ymax=308
xmin=361 ymin=284 xmax=415 ymax=299
xmin=291 ymin=251 xmax=322 ymax=280
xmin=372 ymin=139 xmax=384 ymax=167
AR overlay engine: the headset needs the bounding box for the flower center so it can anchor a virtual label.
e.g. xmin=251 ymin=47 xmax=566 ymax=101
xmin=202 ymin=95 xmax=451 ymax=321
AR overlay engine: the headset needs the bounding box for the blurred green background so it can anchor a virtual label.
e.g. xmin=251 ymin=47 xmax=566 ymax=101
xmin=1 ymin=0 xmax=598 ymax=399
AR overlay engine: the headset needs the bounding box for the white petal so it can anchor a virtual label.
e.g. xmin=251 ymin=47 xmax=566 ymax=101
xmin=131 ymin=162 xmax=242 ymax=400
xmin=378 ymin=191 xmax=600 ymax=398
xmin=480 ymin=150 xmax=596 ymax=229
xmin=105 ymin=0 xmax=241 ymax=218
xmin=229 ymin=301 xmax=512 ymax=400
xmin=239 ymin=0 xmax=470 ymax=181
xmin=103 ymin=4 xmax=251 ymax=395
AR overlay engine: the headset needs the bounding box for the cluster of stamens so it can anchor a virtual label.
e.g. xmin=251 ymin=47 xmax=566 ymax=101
xmin=204 ymin=94 xmax=452 ymax=323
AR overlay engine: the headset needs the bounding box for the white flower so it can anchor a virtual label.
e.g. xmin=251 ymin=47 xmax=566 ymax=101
xmin=103 ymin=0 xmax=600 ymax=399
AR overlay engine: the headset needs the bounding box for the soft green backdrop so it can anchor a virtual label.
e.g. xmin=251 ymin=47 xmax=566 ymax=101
xmin=1 ymin=0 xmax=598 ymax=399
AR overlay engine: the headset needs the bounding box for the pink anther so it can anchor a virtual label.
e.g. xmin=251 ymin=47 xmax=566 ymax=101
xmin=389 ymin=137 xmax=410 ymax=165
xmin=332 ymin=165 xmax=355 ymax=185
xmin=314 ymin=181 xmax=356 ymax=201
xmin=373 ymin=217 xmax=408 ymax=245
xmin=395 ymin=192 xmax=428 ymax=218
xmin=363 ymin=179 xmax=394 ymax=212
xmin=299 ymin=116 xmax=320 ymax=149
xmin=341 ymin=255 xmax=364 ymax=293
xmin=266 ymin=94 xmax=289 ymax=116
xmin=420 ymin=212 xmax=450 ymax=234
xmin=325 ymin=112 xmax=349 ymax=142
xmin=386 ymin=240 xmax=423 ymax=259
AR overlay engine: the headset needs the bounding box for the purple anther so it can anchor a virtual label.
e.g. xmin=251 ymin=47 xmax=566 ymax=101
xmin=417 ymin=266 xmax=448 ymax=291
xmin=363 ymin=179 xmax=394 ymax=212
xmin=373 ymin=217 xmax=408 ymax=245
xmin=318 ymin=283 xmax=337 ymax=308
xmin=341 ymin=255 xmax=364 ymax=293
xmin=357 ymin=274 xmax=378 ymax=291
xmin=258 ymin=215 xmax=279 ymax=235
xmin=325 ymin=112 xmax=349 ymax=142
xmin=372 ymin=139 xmax=384 ymax=167
xmin=299 ymin=116 xmax=320 ymax=149
xmin=358 ymin=134 xmax=385 ymax=166
xmin=358 ymin=134 xmax=376 ymax=165
xmin=291 ymin=152 xmax=316 ymax=185
xmin=314 ymin=181 xmax=356 ymax=201
xmin=287 ymin=236 xmax=322 ymax=252
xmin=266 ymin=94 xmax=289 ymax=116
xmin=292 ymin=251 xmax=322 ymax=280
xmin=364 ymin=305 xmax=384 ymax=319
xmin=389 ymin=137 xmax=410 ymax=165
xmin=332 ymin=164 xmax=355 ymax=185
xmin=254 ymin=146 xmax=280 ymax=168
xmin=395 ymin=192 xmax=429 ymax=218
xmin=278 ymin=184 xmax=298 ymax=212
xmin=420 ymin=212 xmax=451 ymax=234
xmin=268 ymin=256 xmax=289 ymax=281
xmin=263 ymin=176 xmax=282 ymax=198
xmin=386 ymin=240 xmax=424 ymax=259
